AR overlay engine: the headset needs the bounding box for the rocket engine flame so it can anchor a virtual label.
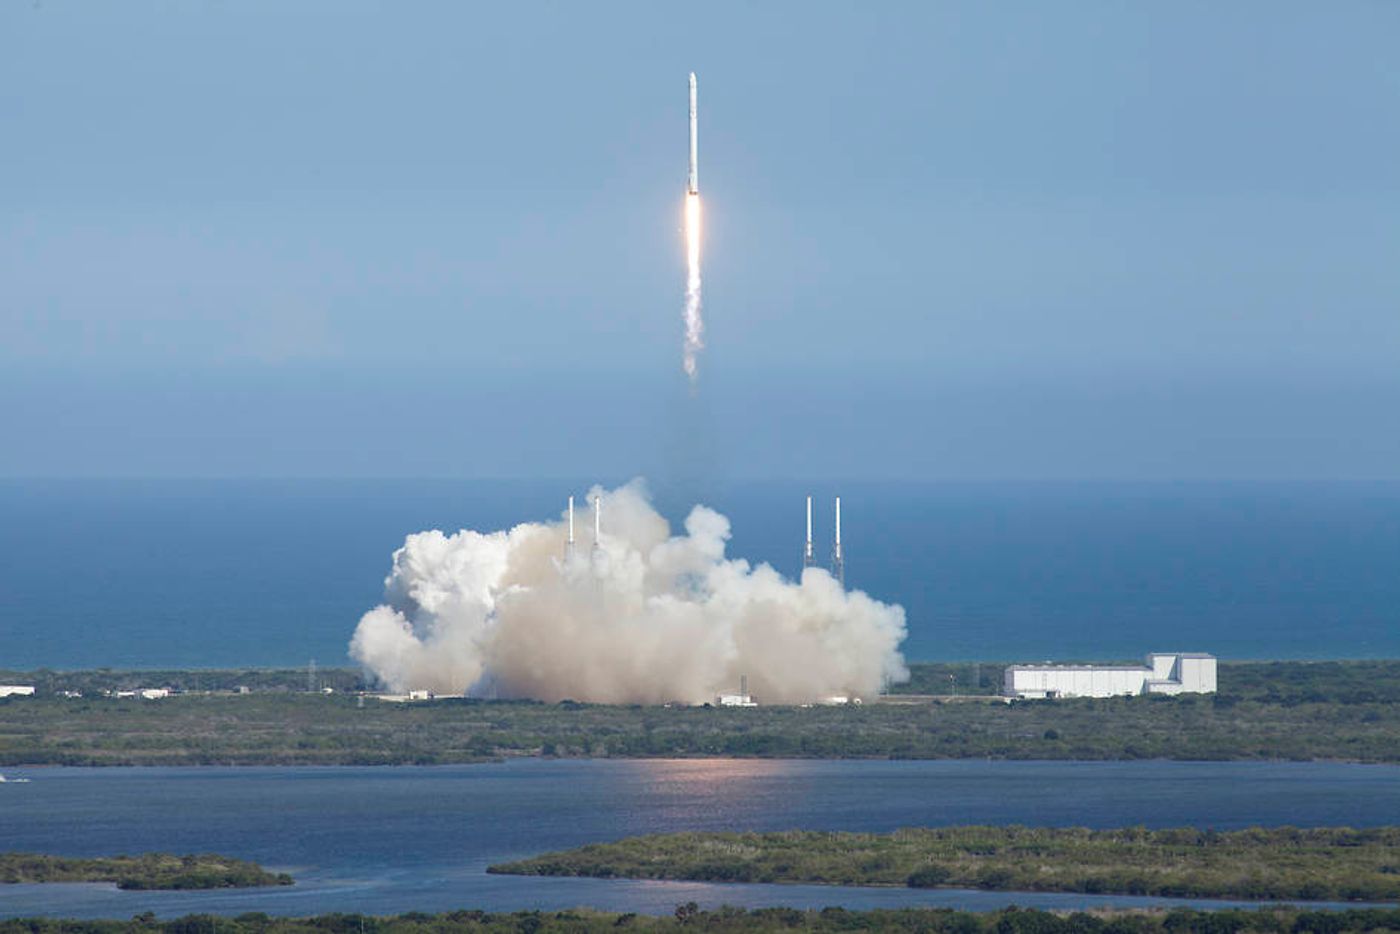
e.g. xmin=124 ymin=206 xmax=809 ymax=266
xmin=683 ymin=192 xmax=704 ymax=381
xmin=348 ymin=481 xmax=909 ymax=704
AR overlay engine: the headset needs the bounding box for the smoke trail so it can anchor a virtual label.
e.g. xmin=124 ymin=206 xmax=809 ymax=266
xmin=683 ymin=193 xmax=704 ymax=382
xmin=349 ymin=481 xmax=908 ymax=704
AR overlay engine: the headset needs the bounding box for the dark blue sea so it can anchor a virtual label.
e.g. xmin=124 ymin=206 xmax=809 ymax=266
xmin=1 ymin=759 xmax=1396 ymax=918
xmin=1 ymin=479 xmax=1398 ymax=669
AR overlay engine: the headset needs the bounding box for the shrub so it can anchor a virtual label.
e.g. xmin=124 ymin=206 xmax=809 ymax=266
xmin=907 ymin=864 xmax=952 ymax=888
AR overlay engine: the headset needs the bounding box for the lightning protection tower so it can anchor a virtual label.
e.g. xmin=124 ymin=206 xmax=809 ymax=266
xmin=591 ymin=494 xmax=603 ymax=560
xmin=831 ymin=497 xmax=845 ymax=587
xmin=802 ymin=495 xmax=816 ymax=570
xmin=565 ymin=495 xmax=576 ymax=561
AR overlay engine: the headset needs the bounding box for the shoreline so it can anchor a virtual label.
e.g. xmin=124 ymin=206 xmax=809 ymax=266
xmin=488 ymin=827 xmax=1400 ymax=904
xmin=7 ymin=752 xmax=1400 ymax=770
xmin=3 ymin=660 xmax=1398 ymax=768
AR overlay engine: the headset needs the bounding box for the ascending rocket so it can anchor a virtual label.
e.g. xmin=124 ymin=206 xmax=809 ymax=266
xmin=687 ymin=72 xmax=699 ymax=195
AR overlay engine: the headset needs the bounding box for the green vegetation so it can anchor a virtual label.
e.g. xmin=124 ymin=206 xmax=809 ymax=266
xmin=0 ymin=667 xmax=367 ymax=696
xmin=1215 ymin=661 xmax=1400 ymax=706
xmin=1 ymin=661 xmax=1398 ymax=766
xmin=7 ymin=659 xmax=1392 ymax=704
xmin=0 ymin=853 xmax=291 ymax=890
xmin=887 ymin=662 xmax=1004 ymax=696
xmin=6 ymin=906 xmax=1400 ymax=934
xmin=490 ymin=827 xmax=1400 ymax=902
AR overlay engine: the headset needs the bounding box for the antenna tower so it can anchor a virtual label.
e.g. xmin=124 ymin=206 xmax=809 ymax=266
xmin=831 ymin=497 xmax=845 ymax=587
xmin=802 ymin=495 xmax=816 ymax=570
xmin=565 ymin=495 xmax=576 ymax=560
xmin=591 ymin=494 xmax=603 ymax=560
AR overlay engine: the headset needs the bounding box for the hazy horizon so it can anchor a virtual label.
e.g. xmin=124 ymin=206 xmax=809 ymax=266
xmin=3 ymin=477 xmax=1398 ymax=669
xmin=4 ymin=1 xmax=1398 ymax=482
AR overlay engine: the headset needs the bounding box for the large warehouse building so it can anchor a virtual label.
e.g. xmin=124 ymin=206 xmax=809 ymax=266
xmin=1002 ymin=653 xmax=1216 ymax=700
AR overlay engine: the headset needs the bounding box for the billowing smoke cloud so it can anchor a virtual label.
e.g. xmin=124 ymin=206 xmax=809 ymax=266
xmin=350 ymin=481 xmax=908 ymax=705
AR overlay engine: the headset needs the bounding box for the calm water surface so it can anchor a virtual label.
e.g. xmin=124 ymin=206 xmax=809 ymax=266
xmin=1 ymin=759 xmax=1397 ymax=918
xmin=3 ymin=479 xmax=1399 ymax=667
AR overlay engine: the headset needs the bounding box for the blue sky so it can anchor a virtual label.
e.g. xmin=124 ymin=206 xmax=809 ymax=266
xmin=2 ymin=1 xmax=1397 ymax=480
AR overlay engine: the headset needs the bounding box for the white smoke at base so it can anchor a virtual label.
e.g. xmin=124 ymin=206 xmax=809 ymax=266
xmin=349 ymin=481 xmax=908 ymax=704
xmin=683 ymin=193 xmax=704 ymax=382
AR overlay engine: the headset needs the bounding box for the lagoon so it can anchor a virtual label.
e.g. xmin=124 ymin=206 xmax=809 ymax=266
xmin=1 ymin=759 xmax=1396 ymax=918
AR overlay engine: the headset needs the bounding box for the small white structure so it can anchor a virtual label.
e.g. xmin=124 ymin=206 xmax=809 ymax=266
xmin=0 ymin=685 xmax=35 ymax=698
xmin=717 ymin=675 xmax=758 ymax=707
xmin=139 ymin=688 xmax=170 ymax=700
xmin=1003 ymin=653 xmax=1216 ymax=700
xmin=378 ymin=689 xmax=435 ymax=702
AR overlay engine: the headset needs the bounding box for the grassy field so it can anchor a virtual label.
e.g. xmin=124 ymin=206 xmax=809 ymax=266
xmin=5 ymin=905 xmax=1400 ymax=934
xmin=490 ymin=827 xmax=1400 ymax=902
xmin=0 ymin=853 xmax=291 ymax=890
xmin=0 ymin=661 xmax=1397 ymax=766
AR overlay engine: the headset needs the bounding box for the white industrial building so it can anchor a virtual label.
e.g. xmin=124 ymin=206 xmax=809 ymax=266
xmin=716 ymin=675 xmax=758 ymax=707
xmin=1003 ymin=653 xmax=1216 ymax=700
xmin=0 ymin=685 xmax=35 ymax=698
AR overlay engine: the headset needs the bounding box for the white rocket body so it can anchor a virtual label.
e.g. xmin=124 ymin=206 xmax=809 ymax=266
xmin=687 ymin=72 xmax=699 ymax=195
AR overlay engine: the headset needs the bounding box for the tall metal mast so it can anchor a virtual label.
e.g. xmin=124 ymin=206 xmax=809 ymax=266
xmin=565 ymin=495 xmax=575 ymax=560
xmin=592 ymin=494 xmax=603 ymax=560
xmin=803 ymin=495 xmax=815 ymax=569
xmin=831 ymin=497 xmax=845 ymax=587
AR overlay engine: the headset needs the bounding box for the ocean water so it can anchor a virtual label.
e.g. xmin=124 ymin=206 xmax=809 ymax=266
xmin=0 ymin=479 xmax=1398 ymax=669
xmin=0 ymin=759 xmax=1396 ymax=918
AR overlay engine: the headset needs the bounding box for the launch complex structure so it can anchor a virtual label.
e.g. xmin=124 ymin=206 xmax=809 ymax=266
xmin=563 ymin=494 xmax=605 ymax=564
xmin=803 ymin=495 xmax=844 ymax=586
xmin=568 ymin=493 xmax=847 ymax=587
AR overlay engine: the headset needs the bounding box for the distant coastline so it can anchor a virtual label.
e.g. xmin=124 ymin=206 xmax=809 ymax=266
xmin=5 ymin=479 xmax=1400 ymax=670
xmin=0 ymin=661 xmax=1396 ymax=767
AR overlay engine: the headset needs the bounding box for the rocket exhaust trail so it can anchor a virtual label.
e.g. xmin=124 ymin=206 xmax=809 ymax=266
xmin=683 ymin=72 xmax=704 ymax=382
xmin=684 ymin=195 xmax=702 ymax=381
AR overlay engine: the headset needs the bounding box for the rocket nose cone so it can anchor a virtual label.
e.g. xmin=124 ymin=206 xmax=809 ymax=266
xmin=689 ymin=72 xmax=696 ymax=84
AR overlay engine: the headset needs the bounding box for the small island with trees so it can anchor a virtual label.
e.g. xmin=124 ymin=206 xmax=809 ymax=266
xmin=489 ymin=826 xmax=1400 ymax=903
xmin=0 ymin=853 xmax=292 ymax=890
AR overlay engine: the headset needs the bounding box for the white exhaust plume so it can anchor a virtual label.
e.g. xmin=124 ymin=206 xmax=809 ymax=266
xmin=349 ymin=481 xmax=908 ymax=704
xmin=682 ymin=73 xmax=704 ymax=382
xmin=683 ymin=193 xmax=703 ymax=382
